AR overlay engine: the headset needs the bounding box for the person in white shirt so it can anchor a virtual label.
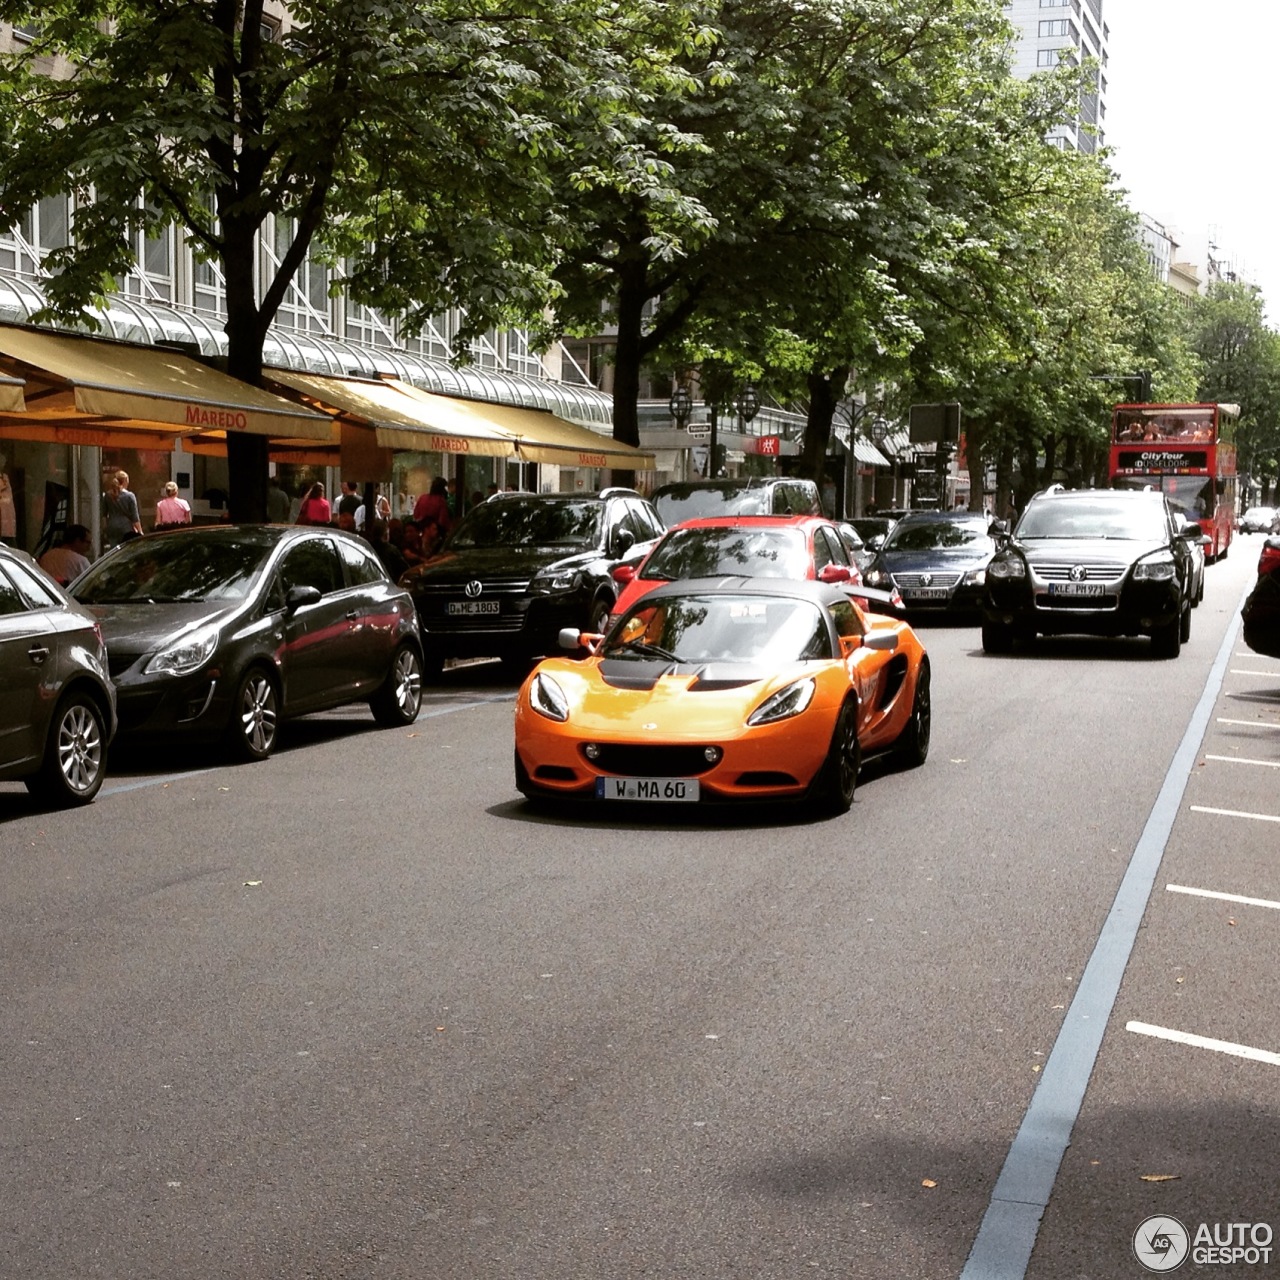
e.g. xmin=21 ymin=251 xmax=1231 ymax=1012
xmin=38 ymin=524 xmax=93 ymax=585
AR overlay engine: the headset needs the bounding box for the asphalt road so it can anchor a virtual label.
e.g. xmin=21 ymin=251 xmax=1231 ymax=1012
xmin=2 ymin=538 xmax=1276 ymax=1280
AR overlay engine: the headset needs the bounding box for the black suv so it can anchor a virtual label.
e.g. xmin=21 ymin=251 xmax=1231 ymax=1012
xmin=652 ymin=477 xmax=824 ymax=526
xmin=983 ymin=487 xmax=1198 ymax=658
xmin=402 ymin=488 xmax=665 ymax=674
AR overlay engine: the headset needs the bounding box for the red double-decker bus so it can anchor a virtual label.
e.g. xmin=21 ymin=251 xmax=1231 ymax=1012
xmin=1109 ymin=402 xmax=1239 ymax=559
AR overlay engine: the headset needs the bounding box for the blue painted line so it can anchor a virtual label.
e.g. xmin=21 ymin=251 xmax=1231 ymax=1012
xmin=960 ymin=609 xmax=1244 ymax=1278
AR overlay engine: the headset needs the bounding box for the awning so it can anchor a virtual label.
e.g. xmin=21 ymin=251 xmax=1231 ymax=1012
xmin=0 ymin=374 xmax=24 ymax=414
xmin=265 ymin=368 xmax=517 ymax=458
xmin=854 ymin=439 xmax=891 ymax=467
xmin=0 ymin=324 xmax=331 ymax=446
xmin=387 ymin=378 xmax=654 ymax=468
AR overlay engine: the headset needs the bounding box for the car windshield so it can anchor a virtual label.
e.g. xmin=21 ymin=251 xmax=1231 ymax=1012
xmin=1016 ymin=498 xmax=1168 ymax=541
xmin=643 ymin=527 xmax=810 ymax=581
xmin=605 ymin=593 xmax=832 ymax=663
xmin=73 ymin=536 xmax=270 ymax=603
xmin=654 ymin=488 xmax=769 ymax=524
xmin=883 ymin=519 xmax=990 ymax=551
xmin=448 ymin=498 xmax=603 ymax=549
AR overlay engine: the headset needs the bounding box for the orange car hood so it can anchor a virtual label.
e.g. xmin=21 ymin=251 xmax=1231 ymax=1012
xmin=537 ymin=658 xmax=822 ymax=737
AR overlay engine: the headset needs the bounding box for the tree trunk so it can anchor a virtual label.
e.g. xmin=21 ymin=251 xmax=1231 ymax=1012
xmin=221 ymin=218 xmax=270 ymax=523
xmin=801 ymin=367 xmax=846 ymax=486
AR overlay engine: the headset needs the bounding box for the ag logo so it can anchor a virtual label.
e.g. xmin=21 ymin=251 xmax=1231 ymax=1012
xmin=1133 ymin=1215 xmax=1190 ymax=1272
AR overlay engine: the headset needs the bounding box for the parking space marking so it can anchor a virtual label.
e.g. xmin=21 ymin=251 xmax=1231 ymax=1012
xmin=1126 ymin=1021 xmax=1280 ymax=1067
xmin=1190 ymin=804 xmax=1280 ymax=824
xmin=960 ymin=603 xmax=1241 ymax=1278
xmin=1215 ymin=718 xmax=1280 ymax=731
xmin=103 ymin=769 xmax=216 ymax=796
xmin=1166 ymin=883 xmax=1280 ymax=911
xmin=1229 ymin=668 xmax=1280 ymax=678
xmin=1204 ymin=753 xmax=1280 ymax=768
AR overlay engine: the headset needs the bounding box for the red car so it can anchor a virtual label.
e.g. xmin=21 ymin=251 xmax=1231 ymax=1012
xmin=609 ymin=515 xmax=886 ymax=624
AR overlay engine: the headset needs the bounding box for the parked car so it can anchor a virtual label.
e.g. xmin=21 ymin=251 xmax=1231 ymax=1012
xmin=845 ymin=516 xmax=898 ymax=566
xmin=1172 ymin=511 xmax=1208 ymax=607
xmin=514 ymin=577 xmax=930 ymax=814
xmin=983 ymin=487 xmax=1198 ymax=658
xmin=608 ymin=515 xmax=863 ymax=622
xmin=71 ymin=525 xmax=423 ymax=759
xmin=1240 ymin=533 xmax=1280 ymax=658
xmin=651 ymin=477 xmax=824 ymax=526
xmin=401 ymin=488 xmax=664 ymax=676
xmin=861 ymin=510 xmax=999 ymax=616
xmin=0 ymin=542 xmax=116 ymax=805
xmin=1239 ymin=506 xmax=1278 ymax=534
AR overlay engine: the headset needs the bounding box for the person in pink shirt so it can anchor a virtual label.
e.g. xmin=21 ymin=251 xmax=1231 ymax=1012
xmin=154 ymin=481 xmax=192 ymax=531
xmin=296 ymin=481 xmax=332 ymax=526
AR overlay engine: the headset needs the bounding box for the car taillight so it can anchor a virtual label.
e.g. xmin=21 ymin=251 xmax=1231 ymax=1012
xmin=1259 ymin=543 xmax=1280 ymax=577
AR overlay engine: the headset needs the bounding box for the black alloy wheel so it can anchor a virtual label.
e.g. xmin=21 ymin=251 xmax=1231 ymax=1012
xmin=26 ymin=692 xmax=108 ymax=806
xmin=227 ymin=666 xmax=280 ymax=761
xmin=814 ymin=699 xmax=860 ymax=816
xmin=892 ymin=662 xmax=932 ymax=769
xmin=371 ymin=643 xmax=423 ymax=727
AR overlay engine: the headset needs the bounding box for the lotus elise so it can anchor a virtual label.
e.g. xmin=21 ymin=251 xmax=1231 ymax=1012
xmin=513 ymin=578 xmax=930 ymax=814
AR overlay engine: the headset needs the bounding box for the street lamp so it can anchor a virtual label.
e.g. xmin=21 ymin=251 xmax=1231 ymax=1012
xmin=668 ymin=383 xmax=693 ymax=429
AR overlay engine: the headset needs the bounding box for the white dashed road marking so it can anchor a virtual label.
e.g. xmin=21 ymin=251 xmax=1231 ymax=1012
xmin=1126 ymin=1021 xmax=1280 ymax=1068
xmin=1190 ymin=805 xmax=1280 ymax=824
xmin=1166 ymin=883 xmax=1280 ymax=911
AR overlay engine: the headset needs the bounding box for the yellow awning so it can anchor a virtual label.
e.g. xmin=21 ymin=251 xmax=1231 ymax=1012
xmin=386 ymin=378 xmax=653 ymax=468
xmin=0 ymin=374 xmax=24 ymax=414
xmin=266 ymin=368 xmax=517 ymax=458
xmin=0 ymin=325 xmax=331 ymax=441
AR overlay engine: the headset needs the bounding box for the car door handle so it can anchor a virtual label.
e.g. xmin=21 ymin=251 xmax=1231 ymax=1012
xmin=345 ymin=610 xmax=360 ymax=621
xmin=27 ymin=645 xmax=50 ymax=665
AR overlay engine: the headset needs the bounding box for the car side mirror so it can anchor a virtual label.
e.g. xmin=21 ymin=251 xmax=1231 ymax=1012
xmin=285 ymin=584 xmax=322 ymax=611
xmin=612 ymin=528 xmax=636 ymax=558
xmin=558 ymin=627 xmax=589 ymax=651
xmin=861 ymin=631 xmax=899 ymax=652
xmin=868 ymin=535 xmax=885 ymax=551
xmin=818 ymin=563 xmax=851 ymax=584
xmin=611 ymin=564 xmax=636 ymax=585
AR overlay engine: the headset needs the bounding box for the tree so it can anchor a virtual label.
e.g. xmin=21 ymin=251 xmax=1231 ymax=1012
xmin=0 ymin=0 xmax=698 ymax=518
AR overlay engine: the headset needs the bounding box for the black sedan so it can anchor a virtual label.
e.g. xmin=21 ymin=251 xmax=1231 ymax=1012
xmin=861 ymin=511 xmax=998 ymax=616
xmin=0 ymin=543 xmax=116 ymax=805
xmin=1241 ymin=534 xmax=1280 ymax=659
xmin=71 ymin=525 xmax=423 ymax=760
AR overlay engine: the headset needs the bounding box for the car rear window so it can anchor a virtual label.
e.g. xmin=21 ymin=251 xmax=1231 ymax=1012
xmin=645 ymin=526 xmax=810 ymax=580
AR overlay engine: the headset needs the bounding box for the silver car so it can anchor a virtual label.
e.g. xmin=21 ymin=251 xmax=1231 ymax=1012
xmin=0 ymin=543 xmax=117 ymax=805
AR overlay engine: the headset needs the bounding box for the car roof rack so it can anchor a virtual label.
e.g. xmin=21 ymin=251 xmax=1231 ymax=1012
xmin=598 ymin=486 xmax=642 ymax=500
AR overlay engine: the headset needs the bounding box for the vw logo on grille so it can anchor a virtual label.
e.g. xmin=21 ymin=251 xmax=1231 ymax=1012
xmin=921 ymin=573 xmax=933 ymax=587
xmin=1068 ymin=564 xmax=1087 ymax=582
xmin=464 ymin=580 xmax=484 ymax=599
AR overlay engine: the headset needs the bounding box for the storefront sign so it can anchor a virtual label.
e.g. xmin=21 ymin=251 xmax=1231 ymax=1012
xmin=184 ymin=403 xmax=250 ymax=431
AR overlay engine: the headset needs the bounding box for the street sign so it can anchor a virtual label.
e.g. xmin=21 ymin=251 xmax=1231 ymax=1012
xmin=755 ymin=435 xmax=781 ymax=456
xmin=686 ymin=422 xmax=711 ymax=440
xmin=909 ymin=402 xmax=961 ymax=444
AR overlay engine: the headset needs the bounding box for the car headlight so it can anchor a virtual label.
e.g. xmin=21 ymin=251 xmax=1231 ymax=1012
xmin=963 ymin=567 xmax=987 ymax=586
xmin=530 ymin=568 xmax=581 ymax=595
xmin=987 ymin=556 xmax=1026 ymax=580
xmin=144 ymin=625 xmax=219 ymax=676
xmin=1132 ymin=552 xmax=1176 ymax=581
xmin=747 ymin=678 xmax=816 ymax=727
xmin=864 ymin=567 xmax=890 ymax=588
xmin=529 ymin=672 xmax=570 ymax=722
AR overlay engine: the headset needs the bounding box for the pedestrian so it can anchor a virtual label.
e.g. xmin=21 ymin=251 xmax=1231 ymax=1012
xmin=154 ymin=480 xmax=192 ymax=531
xmin=104 ymin=470 xmax=143 ymax=546
xmin=365 ymin=517 xmax=408 ymax=580
xmin=337 ymin=480 xmax=361 ymax=520
xmin=412 ymin=476 xmax=452 ymax=537
xmin=266 ymin=475 xmax=292 ymax=523
xmin=354 ymin=493 xmax=392 ymax=533
xmin=296 ymin=481 xmax=331 ymax=526
xmin=38 ymin=523 xmax=93 ymax=585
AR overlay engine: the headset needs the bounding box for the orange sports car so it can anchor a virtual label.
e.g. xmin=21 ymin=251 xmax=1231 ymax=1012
xmin=514 ymin=577 xmax=930 ymax=814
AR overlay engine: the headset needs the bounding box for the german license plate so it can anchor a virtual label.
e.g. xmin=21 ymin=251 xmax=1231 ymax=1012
xmin=1048 ymin=583 xmax=1104 ymax=597
xmin=446 ymin=600 xmax=500 ymax=615
xmin=903 ymin=587 xmax=949 ymax=601
xmin=595 ymin=776 xmax=700 ymax=802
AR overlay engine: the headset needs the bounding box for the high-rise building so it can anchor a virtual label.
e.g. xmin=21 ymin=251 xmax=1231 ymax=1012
xmin=1003 ymin=0 xmax=1109 ymax=153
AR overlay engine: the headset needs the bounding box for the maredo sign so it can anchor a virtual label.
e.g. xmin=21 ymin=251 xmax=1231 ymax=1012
xmin=184 ymin=403 xmax=249 ymax=431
